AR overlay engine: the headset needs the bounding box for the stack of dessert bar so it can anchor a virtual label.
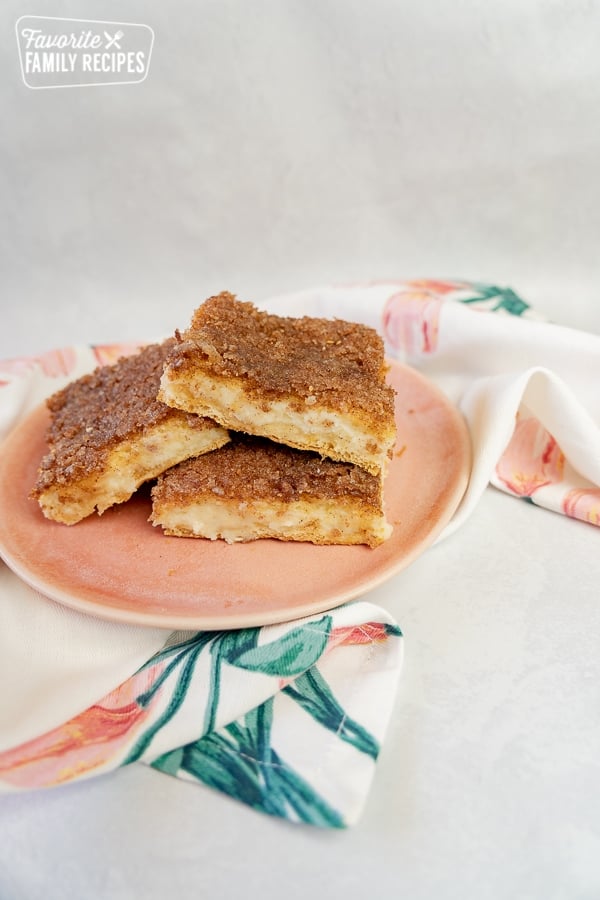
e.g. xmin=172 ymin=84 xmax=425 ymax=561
xmin=32 ymin=293 xmax=397 ymax=547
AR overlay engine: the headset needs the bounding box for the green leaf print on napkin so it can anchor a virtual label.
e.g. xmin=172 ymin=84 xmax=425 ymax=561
xmin=124 ymin=636 xmax=211 ymax=765
xmin=202 ymin=616 xmax=331 ymax=733
xmin=227 ymin=616 xmax=332 ymax=676
xmin=146 ymin=615 xmax=379 ymax=828
xmin=154 ymin=697 xmax=345 ymax=828
xmin=283 ymin=667 xmax=379 ymax=759
xmin=126 ymin=614 xmax=384 ymax=826
xmin=460 ymin=283 xmax=531 ymax=316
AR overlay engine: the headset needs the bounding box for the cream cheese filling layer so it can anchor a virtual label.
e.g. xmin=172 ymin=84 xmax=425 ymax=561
xmin=37 ymin=420 xmax=229 ymax=525
xmin=159 ymin=371 xmax=394 ymax=476
xmin=151 ymin=496 xmax=392 ymax=547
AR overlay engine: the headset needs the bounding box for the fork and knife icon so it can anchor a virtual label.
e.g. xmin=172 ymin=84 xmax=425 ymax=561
xmin=103 ymin=29 xmax=124 ymax=49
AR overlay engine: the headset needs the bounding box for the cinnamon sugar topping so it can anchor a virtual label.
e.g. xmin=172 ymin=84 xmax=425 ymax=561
xmin=166 ymin=292 xmax=395 ymax=419
xmin=152 ymin=435 xmax=382 ymax=507
xmin=33 ymin=340 xmax=215 ymax=491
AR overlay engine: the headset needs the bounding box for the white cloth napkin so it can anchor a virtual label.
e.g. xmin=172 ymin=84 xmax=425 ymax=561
xmin=0 ymin=279 xmax=598 ymax=827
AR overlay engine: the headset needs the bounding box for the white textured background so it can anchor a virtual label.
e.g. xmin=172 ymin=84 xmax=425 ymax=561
xmin=1 ymin=3 xmax=600 ymax=899
xmin=2 ymin=0 xmax=600 ymax=357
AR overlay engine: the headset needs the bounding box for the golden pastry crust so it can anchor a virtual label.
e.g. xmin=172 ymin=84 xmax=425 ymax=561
xmin=151 ymin=435 xmax=392 ymax=547
xmin=31 ymin=340 xmax=230 ymax=524
xmin=159 ymin=293 xmax=397 ymax=475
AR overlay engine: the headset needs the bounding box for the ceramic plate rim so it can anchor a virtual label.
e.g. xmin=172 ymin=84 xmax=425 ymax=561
xmin=0 ymin=361 xmax=471 ymax=629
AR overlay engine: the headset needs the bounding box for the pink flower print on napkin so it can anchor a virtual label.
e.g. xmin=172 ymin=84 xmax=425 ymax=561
xmin=0 ymin=358 xmax=37 ymax=384
xmin=382 ymin=289 xmax=443 ymax=356
xmin=496 ymin=415 xmax=565 ymax=498
xmin=92 ymin=342 xmax=146 ymax=367
xmin=326 ymin=621 xmax=398 ymax=654
xmin=275 ymin=620 xmax=401 ymax=690
xmin=562 ymin=488 xmax=600 ymax=526
xmin=405 ymin=278 xmax=467 ymax=295
xmin=0 ymin=659 xmax=167 ymax=790
xmin=37 ymin=347 xmax=77 ymax=377
xmin=0 ymin=347 xmax=77 ymax=383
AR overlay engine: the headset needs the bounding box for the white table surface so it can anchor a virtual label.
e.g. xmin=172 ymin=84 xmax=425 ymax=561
xmin=1 ymin=487 xmax=598 ymax=899
xmin=1 ymin=1 xmax=600 ymax=897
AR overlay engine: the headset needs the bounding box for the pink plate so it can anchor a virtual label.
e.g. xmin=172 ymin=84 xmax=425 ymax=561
xmin=0 ymin=361 xmax=471 ymax=630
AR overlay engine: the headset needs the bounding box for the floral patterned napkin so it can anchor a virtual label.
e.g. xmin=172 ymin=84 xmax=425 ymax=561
xmin=0 ymin=279 xmax=598 ymax=827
